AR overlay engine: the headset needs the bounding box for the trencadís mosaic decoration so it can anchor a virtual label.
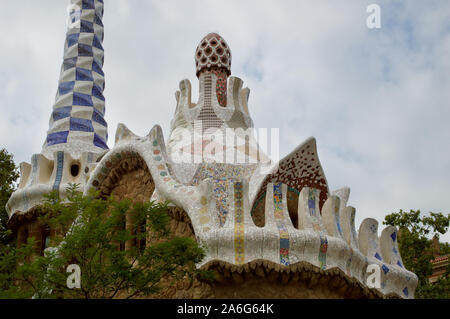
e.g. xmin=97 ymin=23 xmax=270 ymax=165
xmin=6 ymin=0 xmax=418 ymax=299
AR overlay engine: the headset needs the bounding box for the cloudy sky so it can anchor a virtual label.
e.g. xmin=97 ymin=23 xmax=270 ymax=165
xmin=0 ymin=0 xmax=449 ymax=242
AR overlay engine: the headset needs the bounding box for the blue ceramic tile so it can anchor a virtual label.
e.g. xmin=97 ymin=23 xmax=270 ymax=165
xmin=94 ymin=133 xmax=108 ymax=149
xmin=82 ymin=0 xmax=95 ymax=10
xmin=92 ymin=108 xmax=107 ymax=126
xmin=73 ymin=92 xmax=93 ymax=106
xmin=47 ymin=131 xmax=69 ymax=146
xmin=382 ymin=264 xmax=389 ymax=274
xmin=58 ymin=81 xmax=75 ymax=95
xmin=67 ymin=33 xmax=80 ymax=48
xmin=78 ymin=43 xmax=93 ymax=56
xmin=80 ymin=20 xmax=94 ymax=33
xmin=52 ymin=106 xmax=72 ymax=121
xmin=92 ymin=84 xmax=105 ymax=101
xmin=76 ymin=67 xmax=93 ymax=81
xmin=70 ymin=117 xmax=94 ymax=132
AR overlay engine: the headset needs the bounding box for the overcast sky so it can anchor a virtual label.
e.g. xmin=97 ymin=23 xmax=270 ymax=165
xmin=0 ymin=0 xmax=449 ymax=242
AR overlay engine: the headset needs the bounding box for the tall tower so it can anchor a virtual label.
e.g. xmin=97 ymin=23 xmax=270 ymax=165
xmin=6 ymin=0 xmax=109 ymax=247
xmin=42 ymin=0 xmax=108 ymax=159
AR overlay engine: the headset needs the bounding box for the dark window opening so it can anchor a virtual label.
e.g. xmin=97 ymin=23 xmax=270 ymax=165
xmin=70 ymin=163 xmax=80 ymax=177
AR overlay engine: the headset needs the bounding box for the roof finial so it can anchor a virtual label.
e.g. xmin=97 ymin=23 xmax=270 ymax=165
xmin=195 ymin=33 xmax=231 ymax=77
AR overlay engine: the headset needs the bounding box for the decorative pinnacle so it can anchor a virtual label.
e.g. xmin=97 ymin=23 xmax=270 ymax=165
xmin=195 ymin=33 xmax=232 ymax=77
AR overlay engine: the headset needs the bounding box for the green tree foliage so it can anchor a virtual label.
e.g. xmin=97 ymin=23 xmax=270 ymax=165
xmin=0 ymin=148 xmax=19 ymax=246
xmin=384 ymin=209 xmax=450 ymax=298
xmin=0 ymin=185 xmax=213 ymax=299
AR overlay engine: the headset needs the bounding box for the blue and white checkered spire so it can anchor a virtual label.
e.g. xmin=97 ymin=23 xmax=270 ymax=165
xmin=42 ymin=0 xmax=108 ymax=159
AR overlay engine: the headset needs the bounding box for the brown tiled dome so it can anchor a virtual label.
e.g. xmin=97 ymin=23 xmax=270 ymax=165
xmin=195 ymin=33 xmax=231 ymax=77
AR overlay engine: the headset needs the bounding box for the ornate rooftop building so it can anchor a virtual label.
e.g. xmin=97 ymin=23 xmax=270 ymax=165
xmin=6 ymin=0 xmax=418 ymax=298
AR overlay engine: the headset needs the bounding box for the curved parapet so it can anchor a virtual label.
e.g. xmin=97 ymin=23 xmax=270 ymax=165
xmin=296 ymin=187 xmax=351 ymax=275
xmin=380 ymin=226 xmax=405 ymax=269
xmin=225 ymin=76 xmax=253 ymax=129
xmin=170 ymin=76 xmax=253 ymax=129
xmin=6 ymin=150 xmax=104 ymax=221
xmin=358 ymin=218 xmax=383 ymax=261
xmin=321 ymin=195 xmax=343 ymax=238
xmin=262 ymin=183 xmax=296 ymax=265
xmin=358 ymin=220 xmax=417 ymax=298
xmin=332 ymin=187 xmax=350 ymax=212
xmin=340 ymin=206 xmax=359 ymax=250
xmin=194 ymin=180 xmax=418 ymax=298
